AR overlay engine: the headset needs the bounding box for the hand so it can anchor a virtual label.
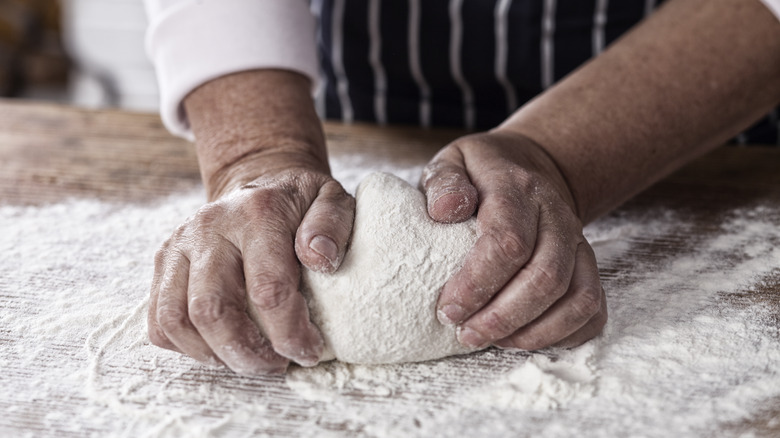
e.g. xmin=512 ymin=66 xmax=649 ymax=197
xmin=148 ymin=162 xmax=354 ymax=375
xmin=422 ymin=130 xmax=607 ymax=350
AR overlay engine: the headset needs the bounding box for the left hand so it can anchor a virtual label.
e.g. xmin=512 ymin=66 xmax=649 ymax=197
xmin=421 ymin=130 xmax=607 ymax=350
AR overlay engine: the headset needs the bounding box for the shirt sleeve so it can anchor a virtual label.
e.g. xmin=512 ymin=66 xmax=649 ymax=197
xmin=143 ymin=0 xmax=318 ymax=140
xmin=760 ymin=0 xmax=780 ymax=22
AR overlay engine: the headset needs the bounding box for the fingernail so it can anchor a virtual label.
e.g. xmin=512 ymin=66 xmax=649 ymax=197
xmin=296 ymin=355 xmax=320 ymax=367
xmin=310 ymin=235 xmax=339 ymax=264
xmin=438 ymin=304 xmax=465 ymax=325
xmin=287 ymin=346 xmax=320 ymax=367
xmin=495 ymin=342 xmax=526 ymax=352
xmin=202 ymin=356 xmax=226 ymax=369
xmin=290 ymin=332 xmax=323 ymax=367
xmin=293 ymin=349 xmax=321 ymax=368
xmin=458 ymin=326 xmax=488 ymax=348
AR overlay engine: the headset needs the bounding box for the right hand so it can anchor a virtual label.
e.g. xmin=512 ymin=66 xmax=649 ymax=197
xmin=148 ymin=163 xmax=354 ymax=375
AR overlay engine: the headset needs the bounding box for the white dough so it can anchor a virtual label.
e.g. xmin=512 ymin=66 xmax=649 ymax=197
xmin=302 ymin=172 xmax=480 ymax=364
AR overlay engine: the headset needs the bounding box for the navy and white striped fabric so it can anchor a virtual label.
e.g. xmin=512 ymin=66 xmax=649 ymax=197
xmin=311 ymin=0 xmax=779 ymax=145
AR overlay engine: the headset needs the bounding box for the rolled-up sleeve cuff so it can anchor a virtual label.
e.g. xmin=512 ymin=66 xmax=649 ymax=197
xmin=145 ymin=0 xmax=318 ymax=140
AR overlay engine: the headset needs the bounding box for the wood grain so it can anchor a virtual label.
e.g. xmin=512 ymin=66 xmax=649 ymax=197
xmin=0 ymin=99 xmax=465 ymax=204
xmin=1 ymin=98 xmax=777 ymax=208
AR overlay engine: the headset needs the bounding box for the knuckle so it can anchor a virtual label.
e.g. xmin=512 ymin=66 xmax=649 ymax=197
xmin=157 ymin=304 xmax=191 ymax=335
xmin=422 ymin=160 xmax=462 ymax=192
xmin=528 ymin=263 xmax=569 ymax=300
xmin=507 ymin=168 xmax=541 ymax=194
xmin=189 ymin=295 xmax=230 ymax=327
xmin=192 ymin=202 xmax=228 ymax=230
xmin=154 ymin=241 xmax=171 ymax=266
xmin=172 ymin=204 xmax=230 ymax=241
xmin=555 ymin=305 xmax=608 ymax=349
xmin=497 ymin=231 xmax=529 ymax=264
xmin=422 ymin=160 xmax=446 ymax=183
xmin=453 ymin=274 xmax=493 ymax=309
xmin=481 ymin=310 xmax=518 ymax=339
xmin=249 ymin=280 xmax=294 ymax=313
xmin=172 ymin=222 xmax=188 ymax=240
xmin=485 ymin=229 xmax=530 ymax=267
xmin=570 ymin=287 xmax=603 ymax=322
xmin=562 ymin=209 xmax=583 ymax=232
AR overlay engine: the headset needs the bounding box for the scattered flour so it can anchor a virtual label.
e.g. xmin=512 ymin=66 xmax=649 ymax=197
xmin=465 ymin=343 xmax=599 ymax=411
xmin=1 ymin=160 xmax=779 ymax=437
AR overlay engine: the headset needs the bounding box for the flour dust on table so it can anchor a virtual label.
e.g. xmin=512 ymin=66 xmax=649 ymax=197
xmin=2 ymin=163 xmax=779 ymax=437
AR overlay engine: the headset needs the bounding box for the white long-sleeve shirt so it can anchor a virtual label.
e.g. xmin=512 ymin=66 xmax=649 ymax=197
xmin=143 ymin=0 xmax=780 ymax=140
xmin=144 ymin=0 xmax=317 ymax=140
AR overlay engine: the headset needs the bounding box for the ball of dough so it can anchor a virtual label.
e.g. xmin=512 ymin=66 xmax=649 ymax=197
xmin=302 ymin=172 xmax=479 ymax=364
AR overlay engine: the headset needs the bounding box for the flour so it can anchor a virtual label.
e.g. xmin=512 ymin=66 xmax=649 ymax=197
xmin=288 ymin=172 xmax=477 ymax=364
xmin=466 ymin=343 xmax=599 ymax=410
xmin=2 ymin=159 xmax=780 ymax=437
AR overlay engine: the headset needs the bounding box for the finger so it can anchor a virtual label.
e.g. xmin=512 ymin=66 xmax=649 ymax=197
xmin=245 ymin=221 xmax=325 ymax=367
xmin=148 ymin=243 xmax=182 ymax=353
xmin=295 ymin=179 xmax=355 ymax=273
xmin=188 ymin=242 xmax=289 ymax=375
xmin=436 ymin=185 xmax=538 ymax=326
xmin=421 ymin=147 xmax=479 ymax=223
xmin=494 ymin=243 xmax=604 ymax=350
xmin=155 ymin=248 xmax=222 ymax=363
xmin=456 ymin=205 xmax=579 ymax=348
xmin=553 ymin=287 xmax=608 ymax=349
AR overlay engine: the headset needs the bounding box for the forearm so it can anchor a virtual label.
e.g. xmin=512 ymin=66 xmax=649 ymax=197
xmin=499 ymin=0 xmax=780 ymax=223
xmin=184 ymin=69 xmax=327 ymax=201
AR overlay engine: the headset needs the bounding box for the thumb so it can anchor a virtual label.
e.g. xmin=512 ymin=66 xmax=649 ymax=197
xmin=421 ymin=147 xmax=479 ymax=223
xmin=295 ymin=179 xmax=355 ymax=273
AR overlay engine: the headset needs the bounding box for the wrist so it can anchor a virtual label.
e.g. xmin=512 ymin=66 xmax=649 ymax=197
xmin=184 ymin=69 xmax=328 ymax=201
xmin=201 ymin=141 xmax=331 ymax=201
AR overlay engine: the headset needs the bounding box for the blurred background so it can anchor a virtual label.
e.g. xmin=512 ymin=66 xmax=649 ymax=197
xmin=0 ymin=0 xmax=157 ymax=111
xmin=1 ymin=0 xmax=776 ymax=145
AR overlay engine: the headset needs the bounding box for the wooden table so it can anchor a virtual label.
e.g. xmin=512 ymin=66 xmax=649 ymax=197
xmin=1 ymin=100 xmax=778 ymax=437
xmin=1 ymin=100 xmax=778 ymax=208
xmin=0 ymin=100 xmax=468 ymax=204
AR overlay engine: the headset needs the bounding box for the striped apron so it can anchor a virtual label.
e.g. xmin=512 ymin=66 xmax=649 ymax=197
xmin=311 ymin=0 xmax=780 ymax=145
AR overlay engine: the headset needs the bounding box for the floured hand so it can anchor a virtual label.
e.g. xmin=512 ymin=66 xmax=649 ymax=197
xmin=422 ymin=130 xmax=608 ymax=351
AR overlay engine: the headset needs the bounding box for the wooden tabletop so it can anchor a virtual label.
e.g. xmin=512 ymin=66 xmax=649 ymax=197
xmin=0 ymin=99 xmax=468 ymax=204
xmin=1 ymin=99 xmax=778 ymax=207
xmin=1 ymin=99 xmax=778 ymax=437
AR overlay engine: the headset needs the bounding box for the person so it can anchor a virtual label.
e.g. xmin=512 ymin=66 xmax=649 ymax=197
xmin=142 ymin=0 xmax=780 ymax=375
